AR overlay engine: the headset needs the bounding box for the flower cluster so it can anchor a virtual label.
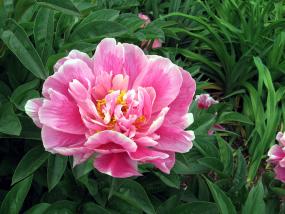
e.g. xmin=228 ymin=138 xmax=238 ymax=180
xmin=138 ymin=13 xmax=162 ymax=50
xmin=268 ymin=132 xmax=285 ymax=183
xmin=25 ymin=38 xmax=196 ymax=178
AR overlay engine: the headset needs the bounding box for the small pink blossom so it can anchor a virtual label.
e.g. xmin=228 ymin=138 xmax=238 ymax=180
xmin=25 ymin=38 xmax=196 ymax=178
xmin=267 ymin=132 xmax=285 ymax=183
xmin=138 ymin=13 xmax=151 ymax=26
xmin=195 ymin=93 xmax=218 ymax=109
xmin=138 ymin=13 xmax=162 ymax=49
xmin=208 ymin=124 xmax=225 ymax=135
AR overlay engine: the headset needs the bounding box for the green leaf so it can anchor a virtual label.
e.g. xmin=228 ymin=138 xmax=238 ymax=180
xmin=43 ymin=200 xmax=77 ymax=214
xmin=113 ymin=179 xmax=155 ymax=214
xmin=242 ymin=181 xmax=265 ymax=214
xmin=270 ymin=186 xmax=285 ymax=197
xmin=1 ymin=19 xmax=48 ymax=79
xmin=34 ymin=7 xmax=54 ymax=63
xmin=78 ymin=176 xmax=98 ymax=200
xmin=198 ymin=157 xmax=224 ymax=175
xmin=218 ymin=112 xmax=253 ymax=125
xmin=47 ymin=154 xmax=68 ymax=191
xmin=10 ymin=79 xmax=40 ymax=111
xmin=205 ymin=178 xmax=237 ymax=214
xmin=0 ymin=102 xmax=22 ymax=135
xmin=217 ymin=136 xmax=233 ymax=175
xmin=69 ymin=21 xmax=128 ymax=41
xmin=0 ymin=175 xmax=33 ymax=214
xmin=157 ymin=196 xmax=178 ymax=214
xmin=174 ymin=202 xmax=219 ymax=214
xmin=72 ymin=158 xmax=93 ymax=179
xmin=80 ymin=202 xmax=110 ymax=214
xmin=230 ymin=150 xmax=247 ymax=192
xmin=80 ymin=9 xmax=119 ymax=26
xmin=25 ymin=203 xmax=51 ymax=214
xmin=36 ymin=0 xmax=80 ymax=16
xmin=12 ymin=146 xmax=50 ymax=185
xmin=153 ymin=171 xmax=180 ymax=189
xmin=198 ymin=176 xmax=210 ymax=201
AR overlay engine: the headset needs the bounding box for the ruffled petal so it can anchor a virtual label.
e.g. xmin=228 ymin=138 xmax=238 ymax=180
xmin=128 ymin=146 xmax=169 ymax=161
xmin=122 ymin=43 xmax=148 ymax=87
xmin=94 ymin=153 xmax=141 ymax=178
xmin=85 ymin=130 xmax=137 ymax=154
xmin=155 ymin=127 xmax=194 ymax=153
xmin=43 ymin=59 xmax=95 ymax=99
xmin=133 ymin=56 xmax=183 ymax=112
xmin=39 ymin=89 xmax=86 ymax=134
xmin=165 ymin=69 xmax=196 ymax=128
xmin=73 ymin=152 xmax=93 ymax=167
xmin=93 ymin=38 xmax=124 ymax=75
xmin=54 ymin=50 xmax=93 ymax=72
xmin=25 ymin=98 xmax=44 ymax=128
xmin=42 ymin=126 xmax=86 ymax=155
xmin=144 ymin=107 xmax=169 ymax=135
xmin=146 ymin=152 xmax=175 ymax=174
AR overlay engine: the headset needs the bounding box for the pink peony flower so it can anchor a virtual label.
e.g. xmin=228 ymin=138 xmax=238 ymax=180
xmin=267 ymin=132 xmax=285 ymax=183
xmin=195 ymin=93 xmax=218 ymax=109
xmin=25 ymin=38 xmax=196 ymax=178
xmin=138 ymin=13 xmax=162 ymax=49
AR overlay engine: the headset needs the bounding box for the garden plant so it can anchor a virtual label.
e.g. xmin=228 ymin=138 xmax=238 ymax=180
xmin=0 ymin=0 xmax=285 ymax=213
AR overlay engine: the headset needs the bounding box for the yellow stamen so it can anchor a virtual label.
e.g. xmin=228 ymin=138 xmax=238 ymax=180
xmin=116 ymin=90 xmax=126 ymax=105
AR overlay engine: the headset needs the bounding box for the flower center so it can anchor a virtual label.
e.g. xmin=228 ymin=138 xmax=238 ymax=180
xmin=95 ymin=89 xmax=146 ymax=131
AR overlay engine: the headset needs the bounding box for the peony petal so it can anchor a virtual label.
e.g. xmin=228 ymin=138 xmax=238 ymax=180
xmin=195 ymin=93 xmax=218 ymax=109
xmin=128 ymin=146 xmax=169 ymax=161
xmin=274 ymin=165 xmax=285 ymax=183
xmin=133 ymin=56 xmax=183 ymax=112
xmin=146 ymin=152 xmax=175 ymax=174
xmin=39 ymin=89 xmax=86 ymax=134
xmin=93 ymin=38 xmax=124 ymax=75
xmin=94 ymin=153 xmax=141 ymax=178
xmin=85 ymin=130 xmax=137 ymax=154
xmin=276 ymin=132 xmax=285 ymax=147
xmin=122 ymin=43 xmax=148 ymax=87
xmin=268 ymin=145 xmax=284 ymax=164
xmin=144 ymin=107 xmax=169 ymax=135
xmin=112 ymin=74 xmax=129 ymax=91
xmin=73 ymin=152 xmax=93 ymax=167
xmin=25 ymin=98 xmax=44 ymax=128
xmin=165 ymin=69 xmax=196 ymax=127
xmin=155 ymin=127 xmax=194 ymax=153
xmin=54 ymin=50 xmax=93 ymax=72
xmin=42 ymin=126 xmax=86 ymax=155
xmin=135 ymin=136 xmax=158 ymax=147
xmin=43 ymin=59 xmax=95 ymax=99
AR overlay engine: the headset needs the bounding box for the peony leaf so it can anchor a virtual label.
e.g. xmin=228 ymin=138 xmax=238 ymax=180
xmin=36 ymin=0 xmax=80 ymax=16
xmin=113 ymin=179 xmax=155 ymax=214
xmin=12 ymin=146 xmax=50 ymax=185
xmin=1 ymin=19 xmax=48 ymax=79
xmin=242 ymin=181 xmax=265 ymax=214
xmin=47 ymin=154 xmax=68 ymax=191
xmin=0 ymin=175 xmax=33 ymax=214
xmin=34 ymin=7 xmax=54 ymax=64
xmin=205 ymin=178 xmax=237 ymax=214
xmin=25 ymin=203 xmax=51 ymax=214
xmin=174 ymin=201 xmax=219 ymax=214
xmin=0 ymin=102 xmax=22 ymax=136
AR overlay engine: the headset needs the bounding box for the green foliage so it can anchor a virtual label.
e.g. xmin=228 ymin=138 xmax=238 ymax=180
xmin=0 ymin=0 xmax=284 ymax=213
